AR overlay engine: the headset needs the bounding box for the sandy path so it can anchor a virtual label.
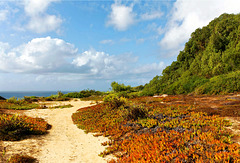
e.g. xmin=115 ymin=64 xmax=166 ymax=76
xmin=2 ymin=100 xmax=111 ymax=163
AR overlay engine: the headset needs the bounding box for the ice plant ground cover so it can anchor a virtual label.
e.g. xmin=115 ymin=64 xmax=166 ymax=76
xmin=0 ymin=114 xmax=50 ymax=141
xmin=72 ymin=95 xmax=240 ymax=162
xmin=0 ymin=100 xmax=40 ymax=110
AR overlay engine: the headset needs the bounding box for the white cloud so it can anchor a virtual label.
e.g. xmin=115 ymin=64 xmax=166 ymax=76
xmin=24 ymin=0 xmax=58 ymax=16
xmin=23 ymin=0 xmax=62 ymax=33
xmin=100 ymin=39 xmax=114 ymax=44
xmin=0 ymin=37 xmax=166 ymax=87
xmin=0 ymin=37 xmax=77 ymax=73
xmin=27 ymin=15 xmax=62 ymax=33
xmin=72 ymin=49 xmax=137 ymax=78
xmin=120 ymin=38 xmax=131 ymax=42
xmin=106 ymin=1 xmax=165 ymax=31
xmin=0 ymin=42 xmax=10 ymax=52
xmin=0 ymin=10 xmax=8 ymax=21
xmin=136 ymin=38 xmax=144 ymax=44
xmin=132 ymin=62 xmax=165 ymax=75
xmin=0 ymin=37 xmax=139 ymax=79
xmin=72 ymin=49 xmax=166 ymax=83
xmin=140 ymin=11 xmax=163 ymax=21
xmin=157 ymin=26 xmax=165 ymax=35
xmin=107 ymin=2 xmax=136 ymax=31
xmin=159 ymin=0 xmax=240 ymax=57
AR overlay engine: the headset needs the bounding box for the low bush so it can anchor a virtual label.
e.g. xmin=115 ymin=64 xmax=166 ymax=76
xmin=103 ymin=94 xmax=127 ymax=109
xmin=126 ymin=105 xmax=148 ymax=120
xmin=0 ymin=114 xmax=50 ymax=141
xmin=0 ymin=100 xmax=39 ymax=110
xmin=49 ymin=104 xmax=73 ymax=109
xmin=127 ymin=92 xmax=141 ymax=99
xmin=8 ymin=154 xmax=36 ymax=163
xmin=80 ymin=95 xmax=103 ymax=101
xmin=7 ymin=97 xmax=19 ymax=104
xmin=195 ymin=71 xmax=240 ymax=94
xmin=23 ymin=96 xmax=39 ymax=102
xmin=64 ymin=90 xmax=103 ymax=98
xmin=43 ymin=96 xmax=70 ymax=101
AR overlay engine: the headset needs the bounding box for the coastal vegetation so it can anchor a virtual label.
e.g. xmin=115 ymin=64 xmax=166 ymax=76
xmin=142 ymin=13 xmax=240 ymax=95
xmin=71 ymin=13 xmax=240 ymax=162
xmin=0 ymin=97 xmax=40 ymax=110
xmin=72 ymin=95 xmax=240 ymax=162
xmin=8 ymin=154 xmax=36 ymax=163
xmin=1 ymin=13 xmax=240 ymax=163
xmin=0 ymin=114 xmax=50 ymax=141
xmin=63 ymin=89 xmax=103 ymax=98
xmin=48 ymin=104 xmax=73 ymax=109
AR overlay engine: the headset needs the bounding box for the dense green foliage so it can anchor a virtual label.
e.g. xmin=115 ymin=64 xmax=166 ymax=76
xmin=0 ymin=97 xmax=40 ymax=110
xmin=110 ymin=82 xmax=142 ymax=98
xmin=23 ymin=93 xmax=70 ymax=102
xmin=111 ymin=81 xmax=132 ymax=93
xmin=103 ymin=94 xmax=127 ymax=109
xmin=142 ymin=13 xmax=240 ymax=95
xmin=63 ymin=89 xmax=103 ymax=98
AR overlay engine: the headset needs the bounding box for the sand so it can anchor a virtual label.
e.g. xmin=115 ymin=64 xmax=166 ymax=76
xmin=2 ymin=100 xmax=112 ymax=163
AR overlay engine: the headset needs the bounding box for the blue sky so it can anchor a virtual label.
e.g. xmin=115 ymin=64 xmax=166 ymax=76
xmin=0 ymin=0 xmax=240 ymax=91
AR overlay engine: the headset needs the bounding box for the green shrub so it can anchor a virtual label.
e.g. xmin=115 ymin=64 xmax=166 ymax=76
xmin=163 ymin=75 xmax=209 ymax=94
xmin=111 ymin=81 xmax=133 ymax=93
xmin=128 ymin=92 xmax=141 ymax=99
xmin=103 ymin=94 xmax=127 ymax=109
xmin=126 ymin=105 xmax=148 ymax=120
xmin=117 ymin=91 xmax=129 ymax=98
xmin=49 ymin=104 xmax=73 ymax=109
xmin=23 ymin=96 xmax=39 ymax=102
xmin=196 ymin=71 xmax=240 ymax=94
xmin=0 ymin=114 xmax=50 ymax=141
xmin=64 ymin=90 xmax=103 ymax=98
xmin=8 ymin=154 xmax=36 ymax=163
xmin=7 ymin=97 xmax=20 ymax=104
xmin=0 ymin=100 xmax=39 ymax=110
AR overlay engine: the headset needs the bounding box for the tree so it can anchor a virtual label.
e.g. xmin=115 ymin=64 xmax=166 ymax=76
xmin=142 ymin=13 xmax=240 ymax=95
xmin=111 ymin=81 xmax=132 ymax=93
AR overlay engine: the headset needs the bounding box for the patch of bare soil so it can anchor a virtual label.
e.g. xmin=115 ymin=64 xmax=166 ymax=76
xmin=1 ymin=100 xmax=112 ymax=163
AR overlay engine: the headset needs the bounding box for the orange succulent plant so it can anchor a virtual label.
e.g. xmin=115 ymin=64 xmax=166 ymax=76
xmin=72 ymin=96 xmax=240 ymax=162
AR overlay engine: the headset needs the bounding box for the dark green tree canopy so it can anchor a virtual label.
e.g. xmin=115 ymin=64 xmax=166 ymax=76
xmin=111 ymin=81 xmax=132 ymax=93
xmin=142 ymin=13 xmax=240 ymax=95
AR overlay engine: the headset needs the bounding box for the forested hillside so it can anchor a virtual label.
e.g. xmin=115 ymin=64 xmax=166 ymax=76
xmin=142 ymin=13 xmax=240 ymax=95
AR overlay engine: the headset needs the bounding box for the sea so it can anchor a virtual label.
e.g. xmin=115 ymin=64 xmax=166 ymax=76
xmin=0 ymin=91 xmax=72 ymax=99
